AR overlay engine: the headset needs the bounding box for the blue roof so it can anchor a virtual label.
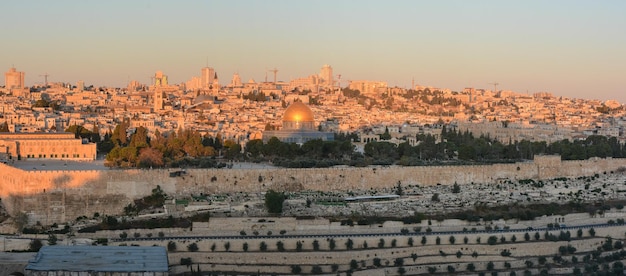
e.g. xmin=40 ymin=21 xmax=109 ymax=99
xmin=26 ymin=246 xmax=168 ymax=272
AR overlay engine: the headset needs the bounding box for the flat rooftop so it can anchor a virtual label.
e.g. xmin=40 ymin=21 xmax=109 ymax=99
xmin=25 ymin=246 xmax=168 ymax=272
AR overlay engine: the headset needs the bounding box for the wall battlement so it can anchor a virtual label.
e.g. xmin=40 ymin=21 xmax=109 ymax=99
xmin=1 ymin=156 xmax=625 ymax=225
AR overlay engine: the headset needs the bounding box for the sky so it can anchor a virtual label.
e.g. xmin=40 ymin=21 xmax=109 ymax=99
xmin=2 ymin=0 xmax=625 ymax=103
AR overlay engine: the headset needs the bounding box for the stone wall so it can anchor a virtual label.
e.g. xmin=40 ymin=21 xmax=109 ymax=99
xmin=1 ymin=156 xmax=625 ymax=225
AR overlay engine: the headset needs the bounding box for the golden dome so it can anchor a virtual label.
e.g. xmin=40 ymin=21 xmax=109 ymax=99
xmin=283 ymin=101 xmax=315 ymax=123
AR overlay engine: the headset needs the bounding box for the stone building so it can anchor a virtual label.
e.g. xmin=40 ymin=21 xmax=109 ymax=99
xmin=0 ymin=132 xmax=97 ymax=161
xmin=25 ymin=246 xmax=168 ymax=276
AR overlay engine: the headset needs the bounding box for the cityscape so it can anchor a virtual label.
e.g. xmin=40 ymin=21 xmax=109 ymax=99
xmin=1 ymin=1 xmax=626 ymax=276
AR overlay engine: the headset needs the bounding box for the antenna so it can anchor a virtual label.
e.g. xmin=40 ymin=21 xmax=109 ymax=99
xmin=268 ymin=68 xmax=278 ymax=83
xmin=488 ymin=82 xmax=499 ymax=93
xmin=39 ymin=73 xmax=50 ymax=86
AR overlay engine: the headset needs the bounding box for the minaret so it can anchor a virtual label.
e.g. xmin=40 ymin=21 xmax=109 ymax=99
xmin=154 ymin=87 xmax=164 ymax=111
xmin=212 ymin=72 xmax=219 ymax=94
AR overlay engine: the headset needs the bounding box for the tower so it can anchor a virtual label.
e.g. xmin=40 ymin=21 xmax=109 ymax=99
xmin=231 ymin=72 xmax=242 ymax=87
xmin=201 ymin=67 xmax=215 ymax=89
xmin=154 ymin=87 xmax=164 ymax=111
xmin=212 ymin=72 xmax=219 ymax=94
xmin=154 ymin=71 xmax=168 ymax=86
xmin=5 ymin=67 xmax=25 ymax=89
xmin=320 ymin=65 xmax=333 ymax=90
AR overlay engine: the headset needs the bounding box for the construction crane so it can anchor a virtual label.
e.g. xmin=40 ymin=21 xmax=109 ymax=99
xmin=488 ymin=82 xmax=500 ymax=93
xmin=268 ymin=68 xmax=278 ymax=83
xmin=39 ymin=73 xmax=50 ymax=86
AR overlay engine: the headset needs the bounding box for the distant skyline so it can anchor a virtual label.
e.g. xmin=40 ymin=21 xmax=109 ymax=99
xmin=2 ymin=0 xmax=625 ymax=103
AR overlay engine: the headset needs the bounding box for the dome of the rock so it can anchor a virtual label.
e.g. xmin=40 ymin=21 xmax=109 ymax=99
xmin=282 ymin=102 xmax=315 ymax=130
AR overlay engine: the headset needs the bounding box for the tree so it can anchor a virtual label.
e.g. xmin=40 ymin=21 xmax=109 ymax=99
xmin=447 ymin=265 xmax=455 ymax=273
xmin=398 ymin=267 xmax=407 ymax=275
xmin=291 ymin=265 xmax=302 ymax=274
xmin=452 ymin=182 xmax=461 ymax=193
xmin=29 ymin=239 xmax=43 ymax=252
xmin=488 ymin=236 xmax=498 ymax=245
xmin=464 ymin=236 xmax=469 ymax=244
xmin=224 ymin=241 xmax=231 ymax=251
xmin=395 ymin=181 xmax=404 ymax=196
xmin=378 ymin=238 xmax=385 ymax=248
xmin=436 ymin=236 xmax=441 ymax=245
xmin=311 ymin=265 xmax=323 ymax=274
xmin=421 ymin=236 xmax=427 ymax=245
xmin=589 ymin=227 xmax=596 ymax=237
xmin=577 ymin=228 xmax=583 ymax=238
xmin=264 ymin=190 xmax=285 ymax=214
xmin=408 ymin=237 xmax=414 ymax=246
xmin=487 ymin=261 xmax=495 ymax=270
xmin=345 ymin=238 xmax=354 ymax=250
xmin=188 ymin=243 xmax=199 ymax=252
xmin=167 ymin=241 xmax=177 ymax=252
xmin=47 ymin=234 xmax=57 ymax=245
xmin=242 ymin=242 xmax=248 ymax=252
xmin=373 ymin=257 xmax=382 ymax=267
xmin=431 ymin=193 xmax=440 ymax=202
xmin=449 ymin=235 xmax=456 ymax=244
xmin=276 ymin=241 xmax=285 ymax=252
xmin=525 ymin=232 xmax=531 ymax=241
xmin=350 ymin=259 xmax=359 ymax=270
xmin=467 ymin=263 xmax=476 ymax=272
xmin=296 ymin=241 xmax=303 ymax=252
xmin=394 ymin=257 xmax=404 ymax=267
xmin=259 ymin=241 xmax=267 ymax=251
xmin=312 ymin=240 xmax=320 ymax=251
xmin=137 ymin=147 xmax=164 ymax=168
xmin=328 ymin=238 xmax=336 ymax=250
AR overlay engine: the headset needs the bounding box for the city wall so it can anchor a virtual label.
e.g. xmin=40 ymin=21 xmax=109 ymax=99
xmin=1 ymin=156 xmax=625 ymax=225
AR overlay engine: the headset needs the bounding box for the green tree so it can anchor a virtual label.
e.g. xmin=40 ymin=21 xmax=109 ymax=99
xmin=276 ymin=241 xmax=285 ymax=252
xmin=290 ymin=265 xmax=302 ymax=274
xmin=259 ymin=241 xmax=267 ymax=251
xmin=167 ymin=241 xmax=177 ymax=252
xmin=264 ymin=190 xmax=285 ymax=214
xmin=29 ymin=239 xmax=43 ymax=252
xmin=345 ymin=238 xmax=354 ymax=250
xmin=350 ymin=259 xmax=359 ymax=270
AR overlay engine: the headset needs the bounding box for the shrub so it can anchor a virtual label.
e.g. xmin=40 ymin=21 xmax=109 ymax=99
xmin=180 ymin=257 xmax=192 ymax=266
xmin=167 ymin=241 xmax=177 ymax=252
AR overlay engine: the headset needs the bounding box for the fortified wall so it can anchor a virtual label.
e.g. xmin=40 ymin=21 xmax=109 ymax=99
xmin=1 ymin=156 xmax=625 ymax=225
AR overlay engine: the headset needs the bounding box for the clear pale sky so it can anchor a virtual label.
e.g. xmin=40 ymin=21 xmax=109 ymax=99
xmin=2 ymin=0 xmax=625 ymax=103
